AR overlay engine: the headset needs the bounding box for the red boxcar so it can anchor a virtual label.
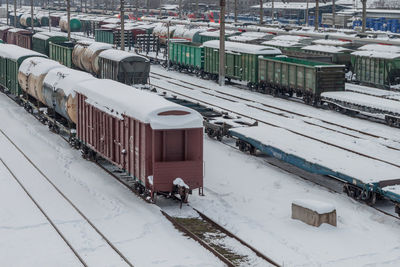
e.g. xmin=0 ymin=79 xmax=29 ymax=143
xmin=7 ymin=29 xmax=33 ymax=49
xmin=0 ymin=26 xmax=12 ymax=43
xmin=76 ymin=79 xmax=204 ymax=201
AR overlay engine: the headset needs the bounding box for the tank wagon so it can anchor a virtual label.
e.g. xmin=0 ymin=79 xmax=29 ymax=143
xmin=60 ymin=16 xmax=82 ymax=32
xmin=98 ymin=49 xmax=150 ymax=85
xmin=0 ymin=44 xmax=46 ymax=96
xmin=258 ymin=57 xmax=346 ymax=104
xmin=20 ymin=14 xmax=39 ymax=28
xmin=47 ymin=40 xmax=150 ymax=86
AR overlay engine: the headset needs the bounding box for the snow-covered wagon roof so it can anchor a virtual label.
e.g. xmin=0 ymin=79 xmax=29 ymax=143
xmin=203 ymin=40 xmax=282 ymax=55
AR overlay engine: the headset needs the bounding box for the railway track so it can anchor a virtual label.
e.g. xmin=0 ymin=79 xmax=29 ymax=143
xmin=0 ymin=92 xmax=280 ymax=266
xmin=96 ymin=159 xmax=280 ymax=267
xmin=149 ymin=81 xmax=400 ymax=170
xmin=0 ymin=129 xmax=135 ymax=267
xmin=150 ymin=72 xmax=400 ymax=150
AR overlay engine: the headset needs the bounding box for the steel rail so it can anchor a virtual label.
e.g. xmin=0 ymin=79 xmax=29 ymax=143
xmin=0 ymin=158 xmax=88 ymax=267
xmin=0 ymin=129 xmax=135 ymax=267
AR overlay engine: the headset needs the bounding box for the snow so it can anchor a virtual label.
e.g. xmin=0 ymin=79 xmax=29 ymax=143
xmin=189 ymin=137 xmax=400 ymax=266
xmin=346 ymin=83 xmax=400 ymax=101
xmin=261 ymin=39 xmax=302 ymax=48
xmin=87 ymin=42 xmax=113 ymax=53
xmin=75 ymin=79 xmax=203 ymax=130
xmin=0 ymin=161 xmax=82 ymax=266
xmin=199 ymin=30 xmax=237 ymax=37
xmin=231 ymin=124 xmax=400 ymax=184
xmin=383 ymin=185 xmax=400 ymax=196
xmin=0 ymin=44 xmax=46 ymax=61
xmin=351 ymin=50 xmax=400 ymax=59
xmin=33 ymin=31 xmax=67 ymax=40
xmin=358 ymin=44 xmax=400 ymax=54
xmin=99 ymin=49 xmax=149 ymax=62
xmin=19 ymin=57 xmax=54 ymax=76
xmin=273 ymin=35 xmax=312 ymax=43
xmin=0 ymin=94 xmax=222 ymax=266
xmin=322 ymin=91 xmax=400 ymax=115
xmin=228 ymin=32 xmax=273 ymax=42
xmin=312 ymin=39 xmax=352 ymax=46
xmin=173 ymin=178 xmax=189 ymax=189
xmin=43 ymin=67 xmax=95 ymax=98
xmin=203 ymin=40 xmax=282 ymax=55
xmin=301 ymin=45 xmax=350 ymax=53
xmin=292 ymin=199 xmax=336 ymax=214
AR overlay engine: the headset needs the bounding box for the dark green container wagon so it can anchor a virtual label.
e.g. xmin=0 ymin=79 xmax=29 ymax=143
xmin=351 ymin=51 xmax=400 ymax=89
xmin=0 ymin=44 xmax=47 ymax=96
xmin=169 ymin=41 xmax=204 ymax=73
xmin=32 ymin=32 xmax=69 ymax=56
xmin=49 ymin=42 xmax=75 ymax=68
xmin=203 ymin=40 xmax=281 ymax=87
xmin=258 ymin=57 xmax=345 ymax=104
xmin=95 ymin=29 xmax=114 ymax=44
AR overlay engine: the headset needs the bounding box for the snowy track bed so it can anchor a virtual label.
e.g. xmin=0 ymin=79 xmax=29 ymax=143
xmin=149 ymin=70 xmax=400 ymax=169
xmin=150 ymin=66 xmax=400 ymax=148
xmin=0 ymin=94 xmax=222 ymax=266
xmin=0 ymin=129 xmax=134 ymax=266
xmin=190 ymin=138 xmax=400 ymax=266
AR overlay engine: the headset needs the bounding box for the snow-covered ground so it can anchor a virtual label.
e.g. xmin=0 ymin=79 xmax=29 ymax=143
xmin=0 ymin=94 xmax=221 ymax=266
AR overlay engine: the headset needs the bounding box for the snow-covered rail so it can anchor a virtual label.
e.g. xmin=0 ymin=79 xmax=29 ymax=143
xmin=0 ymin=129 xmax=134 ymax=267
xmin=150 ymin=72 xmax=400 ymax=151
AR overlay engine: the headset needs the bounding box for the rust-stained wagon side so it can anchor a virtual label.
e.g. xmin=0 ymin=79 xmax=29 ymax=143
xmin=76 ymin=79 xmax=203 ymax=201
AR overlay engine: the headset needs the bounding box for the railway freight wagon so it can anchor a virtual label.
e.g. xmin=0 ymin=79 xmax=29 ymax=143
xmin=203 ymin=40 xmax=281 ymax=87
xmin=0 ymin=26 xmax=12 ymax=43
xmin=49 ymin=42 xmax=75 ymax=68
xmin=7 ymin=28 xmax=33 ymax=50
xmin=0 ymin=44 xmax=46 ymax=96
xmin=98 ymin=50 xmax=150 ymax=85
xmin=32 ymin=32 xmax=69 ymax=56
xmin=60 ymin=16 xmax=82 ymax=32
xmin=76 ymin=79 xmax=204 ymax=201
xmin=168 ymin=41 xmax=204 ymax=74
xmin=351 ymin=50 xmax=400 ymax=89
xmin=19 ymin=14 xmax=39 ymax=28
xmin=258 ymin=57 xmax=346 ymax=104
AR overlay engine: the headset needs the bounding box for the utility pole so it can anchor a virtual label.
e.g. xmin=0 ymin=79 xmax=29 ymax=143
xmin=195 ymin=0 xmax=198 ymax=19
xmin=234 ymin=0 xmax=237 ymax=22
xmin=6 ymin=0 xmax=8 ymax=25
xmin=13 ymin=0 xmax=16 ymax=27
xmin=314 ymin=0 xmax=319 ymax=31
xmin=136 ymin=0 xmax=139 ymax=19
xmin=30 ymin=0 xmax=33 ymax=31
xmin=361 ymin=0 xmax=367 ymax=33
xmin=332 ymin=0 xmax=335 ymax=28
xmin=67 ymin=0 xmax=71 ymax=40
xmin=259 ymin=0 xmax=263 ymax=25
xmin=179 ymin=0 xmax=182 ymax=19
xmin=48 ymin=0 xmax=51 ymax=31
xmin=305 ymin=0 xmax=309 ymax=26
xmin=271 ymin=0 xmax=274 ymax=22
xmin=219 ymin=0 xmax=225 ymax=87
xmin=121 ymin=0 xmax=125 ymax=50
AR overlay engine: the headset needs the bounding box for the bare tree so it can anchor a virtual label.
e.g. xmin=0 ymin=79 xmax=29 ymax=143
xmin=259 ymin=0 xmax=263 ymax=25
xmin=314 ymin=0 xmax=319 ymax=31
xmin=234 ymin=0 xmax=237 ymax=22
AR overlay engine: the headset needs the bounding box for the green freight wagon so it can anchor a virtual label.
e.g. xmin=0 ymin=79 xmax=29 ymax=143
xmin=199 ymin=30 xmax=241 ymax=44
xmin=301 ymin=45 xmax=353 ymax=69
xmin=169 ymin=41 xmax=204 ymax=74
xmin=32 ymin=32 xmax=69 ymax=56
xmin=95 ymin=29 xmax=114 ymax=44
xmin=49 ymin=42 xmax=75 ymax=68
xmin=351 ymin=51 xmax=400 ymax=89
xmin=258 ymin=57 xmax=345 ymax=104
xmin=203 ymin=40 xmax=281 ymax=87
xmin=0 ymin=44 xmax=47 ymax=96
